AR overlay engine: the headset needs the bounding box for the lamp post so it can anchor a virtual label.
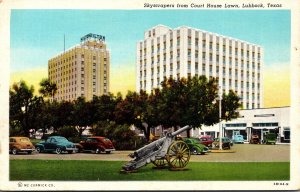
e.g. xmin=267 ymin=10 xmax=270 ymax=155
xmin=218 ymin=85 xmax=223 ymax=150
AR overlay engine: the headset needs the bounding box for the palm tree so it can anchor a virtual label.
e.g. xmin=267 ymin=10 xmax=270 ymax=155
xmin=39 ymin=78 xmax=57 ymax=101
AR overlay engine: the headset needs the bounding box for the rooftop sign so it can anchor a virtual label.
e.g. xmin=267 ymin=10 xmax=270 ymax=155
xmin=80 ymin=33 xmax=105 ymax=42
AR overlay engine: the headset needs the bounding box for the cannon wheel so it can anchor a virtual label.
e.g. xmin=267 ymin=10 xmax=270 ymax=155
xmin=152 ymin=159 xmax=168 ymax=168
xmin=166 ymin=141 xmax=190 ymax=169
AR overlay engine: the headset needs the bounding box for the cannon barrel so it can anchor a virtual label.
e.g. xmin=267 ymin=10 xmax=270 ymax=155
xmin=132 ymin=125 xmax=191 ymax=159
xmin=132 ymin=137 xmax=165 ymax=159
xmin=171 ymin=125 xmax=191 ymax=137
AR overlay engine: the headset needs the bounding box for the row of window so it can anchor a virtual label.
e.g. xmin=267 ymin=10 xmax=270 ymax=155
xmin=140 ymin=54 xmax=261 ymax=70
xmin=225 ymin=123 xmax=247 ymax=127
xmin=225 ymin=122 xmax=279 ymax=129
xmin=144 ymin=28 xmax=260 ymax=51
xmin=252 ymin=123 xmax=279 ymax=127
xmin=55 ymin=85 xmax=107 ymax=98
xmin=140 ymin=74 xmax=261 ymax=91
xmin=141 ymin=45 xmax=261 ymax=60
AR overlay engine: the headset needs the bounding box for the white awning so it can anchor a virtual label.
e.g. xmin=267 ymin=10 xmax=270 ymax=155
xmin=225 ymin=127 xmax=246 ymax=130
xmin=252 ymin=127 xmax=278 ymax=130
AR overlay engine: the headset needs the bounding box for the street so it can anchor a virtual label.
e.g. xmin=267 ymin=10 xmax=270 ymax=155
xmin=9 ymin=143 xmax=290 ymax=162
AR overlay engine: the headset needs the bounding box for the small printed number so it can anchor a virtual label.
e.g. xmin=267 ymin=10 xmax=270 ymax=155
xmin=273 ymin=182 xmax=288 ymax=186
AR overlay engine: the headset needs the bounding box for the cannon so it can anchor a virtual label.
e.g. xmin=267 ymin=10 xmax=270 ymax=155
xmin=121 ymin=125 xmax=192 ymax=172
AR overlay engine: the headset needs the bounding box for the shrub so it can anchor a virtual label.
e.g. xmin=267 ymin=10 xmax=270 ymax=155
xmin=9 ymin=126 xmax=24 ymax=137
xmin=9 ymin=121 xmax=25 ymax=136
xmin=92 ymin=121 xmax=146 ymax=150
xmin=56 ymin=126 xmax=79 ymax=140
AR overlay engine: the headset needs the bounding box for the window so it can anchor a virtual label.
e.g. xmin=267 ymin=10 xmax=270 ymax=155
xmin=188 ymin=49 xmax=191 ymax=57
xmin=202 ymin=40 xmax=206 ymax=47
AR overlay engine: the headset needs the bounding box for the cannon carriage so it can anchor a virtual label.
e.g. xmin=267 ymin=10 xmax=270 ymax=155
xmin=121 ymin=125 xmax=192 ymax=172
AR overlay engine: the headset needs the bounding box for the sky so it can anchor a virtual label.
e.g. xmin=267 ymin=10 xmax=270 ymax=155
xmin=10 ymin=10 xmax=291 ymax=107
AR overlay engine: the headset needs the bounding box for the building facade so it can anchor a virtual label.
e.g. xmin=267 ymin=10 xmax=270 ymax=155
xmin=191 ymin=106 xmax=290 ymax=143
xmin=48 ymin=33 xmax=110 ymax=101
xmin=136 ymin=25 xmax=263 ymax=109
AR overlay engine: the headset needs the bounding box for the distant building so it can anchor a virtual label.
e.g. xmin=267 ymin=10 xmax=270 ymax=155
xmin=192 ymin=106 xmax=290 ymax=143
xmin=48 ymin=33 xmax=110 ymax=101
xmin=136 ymin=25 xmax=263 ymax=109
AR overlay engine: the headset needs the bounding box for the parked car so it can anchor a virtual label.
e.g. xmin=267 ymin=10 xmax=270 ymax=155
xmin=198 ymin=136 xmax=214 ymax=147
xmin=182 ymin=138 xmax=209 ymax=155
xmin=250 ymin=134 xmax=260 ymax=144
xmin=263 ymin=133 xmax=276 ymax=145
xmin=35 ymin=136 xmax=77 ymax=154
xmin=77 ymin=136 xmax=115 ymax=154
xmin=212 ymin=137 xmax=232 ymax=149
xmin=233 ymin=135 xmax=245 ymax=144
xmin=9 ymin=137 xmax=35 ymax=155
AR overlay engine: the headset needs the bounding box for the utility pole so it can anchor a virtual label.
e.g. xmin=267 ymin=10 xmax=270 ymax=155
xmin=64 ymin=34 xmax=65 ymax=52
xmin=219 ymin=85 xmax=223 ymax=150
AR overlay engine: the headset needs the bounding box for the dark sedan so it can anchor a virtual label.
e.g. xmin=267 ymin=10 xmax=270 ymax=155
xmin=35 ymin=136 xmax=77 ymax=154
xmin=212 ymin=137 xmax=232 ymax=149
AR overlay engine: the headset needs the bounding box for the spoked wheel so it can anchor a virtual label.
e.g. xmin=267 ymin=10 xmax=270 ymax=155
xmin=166 ymin=141 xmax=190 ymax=169
xmin=152 ymin=158 xmax=168 ymax=168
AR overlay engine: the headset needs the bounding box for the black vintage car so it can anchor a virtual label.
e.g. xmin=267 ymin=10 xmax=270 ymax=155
xmin=250 ymin=135 xmax=260 ymax=144
xmin=212 ymin=137 xmax=232 ymax=149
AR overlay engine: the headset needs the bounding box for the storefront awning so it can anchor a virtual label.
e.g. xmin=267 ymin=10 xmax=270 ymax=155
xmin=225 ymin=127 xmax=246 ymax=130
xmin=252 ymin=127 xmax=278 ymax=130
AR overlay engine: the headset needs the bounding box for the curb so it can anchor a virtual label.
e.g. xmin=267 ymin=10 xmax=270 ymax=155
xmin=210 ymin=150 xmax=236 ymax=153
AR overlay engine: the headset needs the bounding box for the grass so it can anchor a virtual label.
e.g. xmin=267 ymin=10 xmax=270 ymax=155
xmin=10 ymin=160 xmax=289 ymax=181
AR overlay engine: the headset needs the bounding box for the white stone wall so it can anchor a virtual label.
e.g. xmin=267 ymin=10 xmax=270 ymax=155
xmin=137 ymin=25 xmax=263 ymax=109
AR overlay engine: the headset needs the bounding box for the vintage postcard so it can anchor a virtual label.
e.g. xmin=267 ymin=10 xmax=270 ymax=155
xmin=0 ymin=0 xmax=299 ymax=191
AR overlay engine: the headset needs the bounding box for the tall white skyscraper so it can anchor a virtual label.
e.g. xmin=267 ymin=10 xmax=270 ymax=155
xmin=136 ymin=25 xmax=263 ymax=109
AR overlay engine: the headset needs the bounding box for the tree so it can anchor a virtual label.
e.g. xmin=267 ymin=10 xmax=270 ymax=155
xmin=71 ymin=97 xmax=94 ymax=137
xmin=143 ymin=88 xmax=163 ymax=140
xmin=91 ymin=121 xmax=144 ymax=150
xmin=45 ymin=100 xmax=74 ymax=133
xmin=220 ymin=90 xmax=241 ymax=121
xmin=38 ymin=78 xmax=57 ymax=101
xmin=9 ymin=80 xmax=43 ymax=137
xmin=157 ymin=77 xmax=189 ymax=130
xmin=92 ymin=93 xmax=122 ymax=122
xmin=114 ymin=90 xmax=149 ymax=140
xmin=155 ymin=76 xmax=240 ymax=137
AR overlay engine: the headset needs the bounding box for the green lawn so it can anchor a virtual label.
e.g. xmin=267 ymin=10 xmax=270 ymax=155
xmin=10 ymin=160 xmax=289 ymax=181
